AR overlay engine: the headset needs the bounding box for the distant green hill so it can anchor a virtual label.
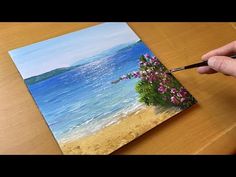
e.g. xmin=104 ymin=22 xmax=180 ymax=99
xmin=25 ymin=66 xmax=75 ymax=85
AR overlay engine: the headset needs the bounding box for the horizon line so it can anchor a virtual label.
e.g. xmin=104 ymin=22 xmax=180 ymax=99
xmin=24 ymin=40 xmax=142 ymax=80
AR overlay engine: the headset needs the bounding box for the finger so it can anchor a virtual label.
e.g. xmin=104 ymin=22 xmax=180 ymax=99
xmin=207 ymin=56 xmax=236 ymax=77
xmin=201 ymin=41 xmax=236 ymax=60
xmin=197 ymin=66 xmax=217 ymax=74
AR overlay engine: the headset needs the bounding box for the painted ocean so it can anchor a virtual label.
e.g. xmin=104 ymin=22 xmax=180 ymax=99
xmin=9 ymin=23 xmax=197 ymax=154
xmin=26 ymin=41 xmax=153 ymax=143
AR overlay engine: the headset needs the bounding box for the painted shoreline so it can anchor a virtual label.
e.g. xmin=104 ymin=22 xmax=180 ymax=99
xmin=60 ymin=105 xmax=181 ymax=154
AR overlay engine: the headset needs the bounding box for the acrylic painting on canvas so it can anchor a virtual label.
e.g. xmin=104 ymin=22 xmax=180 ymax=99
xmin=9 ymin=23 xmax=197 ymax=154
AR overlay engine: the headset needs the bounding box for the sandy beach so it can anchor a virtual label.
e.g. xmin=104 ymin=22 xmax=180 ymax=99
xmin=60 ymin=106 xmax=181 ymax=154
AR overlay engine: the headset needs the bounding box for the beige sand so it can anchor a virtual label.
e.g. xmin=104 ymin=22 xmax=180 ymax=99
xmin=60 ymin=106 xmax=181 ymax=154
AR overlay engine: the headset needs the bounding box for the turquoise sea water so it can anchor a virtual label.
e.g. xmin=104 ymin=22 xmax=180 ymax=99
xmin=27 ymin=41 xmax=154 ymax=143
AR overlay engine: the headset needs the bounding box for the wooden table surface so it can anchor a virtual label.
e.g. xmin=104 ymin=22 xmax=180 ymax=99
xmin=0 ymin=22 xmax=236 ymax=154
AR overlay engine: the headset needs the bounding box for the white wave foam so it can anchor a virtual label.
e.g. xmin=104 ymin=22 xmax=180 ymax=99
xmin=58 ymin=101 xmax=145 ymax=144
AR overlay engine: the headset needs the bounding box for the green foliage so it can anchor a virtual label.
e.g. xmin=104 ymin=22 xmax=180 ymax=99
xmin=136 ymin=80 xmax=172 ymax=107
xmin=134 ymin=55 xmax=196 ymax=109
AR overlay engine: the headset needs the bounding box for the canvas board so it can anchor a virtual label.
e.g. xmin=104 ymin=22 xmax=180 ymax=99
xmin=9 ymin=23 xmax=197 ymax=154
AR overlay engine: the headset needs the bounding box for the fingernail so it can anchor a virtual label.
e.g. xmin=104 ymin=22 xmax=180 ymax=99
xmin=201 ymin=54 xmax=206 ymax=59
xmin=201 ymin=55 xmax=208 ymax=61
xmin=207 ymin=57 xmax=216 ymax=66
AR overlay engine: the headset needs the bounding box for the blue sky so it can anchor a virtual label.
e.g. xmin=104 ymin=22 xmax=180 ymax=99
xmin=9 ymin=23 xmax=140 ymax=79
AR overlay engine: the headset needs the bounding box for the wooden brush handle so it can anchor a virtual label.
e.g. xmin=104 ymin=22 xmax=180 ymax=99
xmin=185 ymin=60 xmax=208 ymax=69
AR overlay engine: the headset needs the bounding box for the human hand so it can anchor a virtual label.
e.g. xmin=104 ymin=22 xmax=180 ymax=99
xmin=197 ymin=41 xmax=236 ymax=77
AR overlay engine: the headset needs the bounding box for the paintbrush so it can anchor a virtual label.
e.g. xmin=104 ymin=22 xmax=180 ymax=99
xmin=166 ymin=54 xmax=236 ymax=74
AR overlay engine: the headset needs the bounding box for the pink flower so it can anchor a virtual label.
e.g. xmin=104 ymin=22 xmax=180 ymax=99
xmin=150 ymin=57 xmax=157 ymax=64
xmin=152 ymin=56 xmax=157 ymax=60
xmin=147 ymin=73 xmax=157 ymax=83
xmin=153 ymin=61 xmax=160 ymax=66
xmin=171 ymin=96 xmax=179 ymax=105
xmin=180 ymin=98 xmax=185 ymax=102
xmin=163 ymin=73 xmax=167 ymax=78
xmin=132 ymin=71 xmax=138 ymax=75
xmin=171 ymin=88 xmax=177 ymax=94
xmin=133 ymin=71 xmax=140 ymax=78
xmin=139 ymin=61 xmax=144 ymax=66
xmin=177 ymin=92 xmax=182 ymax=98
xmin=144 ymin=54 xmax=151 ymax=59
xmin=120 ymin=75 xmax=128 ymax=80
xmin=179 ymin=87 xmax=188 ymax=97
xmin=158 ymin=85 xmax=167 ymax=94
xmin=162 ymin=79 xmax=168 ymax=84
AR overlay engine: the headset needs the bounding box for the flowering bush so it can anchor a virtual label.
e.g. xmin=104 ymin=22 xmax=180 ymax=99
xmin=114 ymin=54 xmax=196 ymax=109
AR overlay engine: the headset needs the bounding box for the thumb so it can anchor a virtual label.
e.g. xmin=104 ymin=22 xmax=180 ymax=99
xmin=207 ymin=56 xmax=236 ymax=77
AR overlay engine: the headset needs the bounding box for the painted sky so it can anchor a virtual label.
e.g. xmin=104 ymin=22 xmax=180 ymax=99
xmin=9 ymin=23 xmax=140 ymax=79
